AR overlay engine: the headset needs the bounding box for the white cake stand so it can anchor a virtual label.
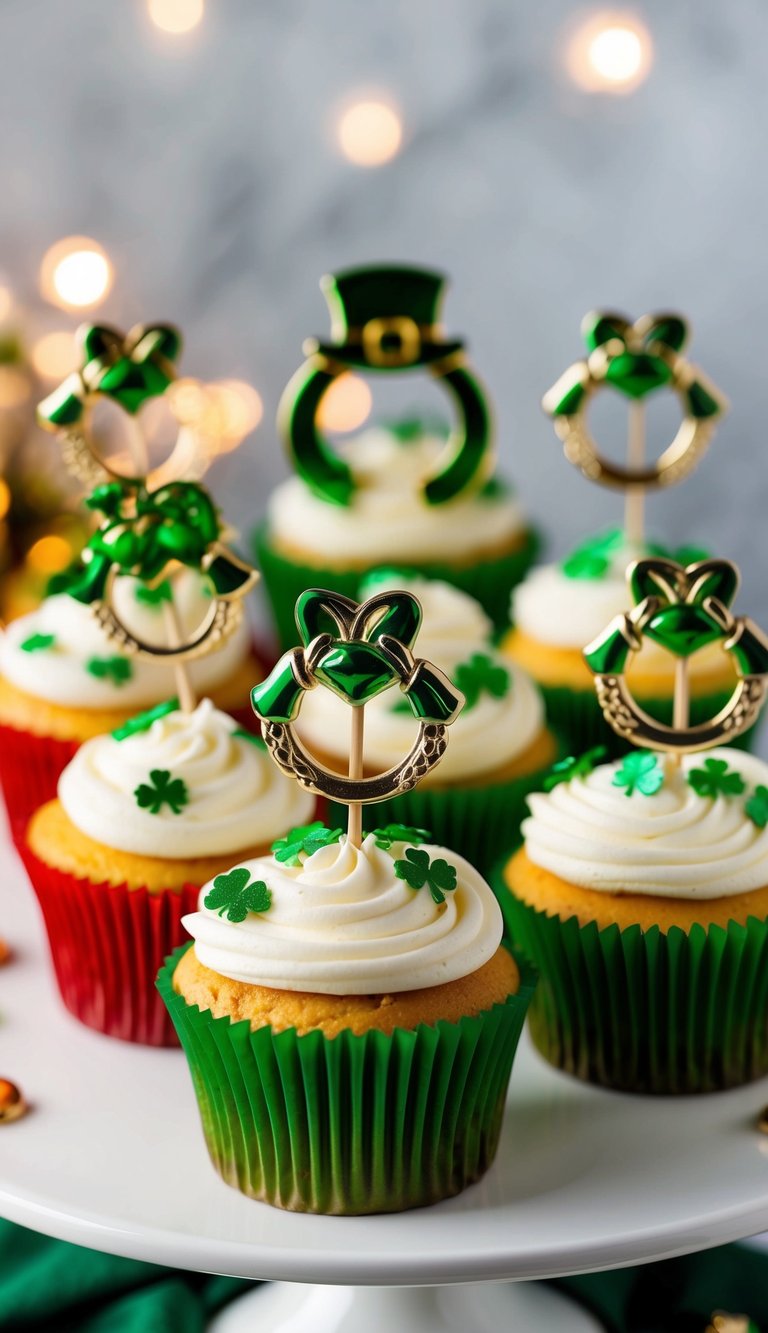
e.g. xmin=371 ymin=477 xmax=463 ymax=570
xmin=2 ymin=839 xmax=768 ymax=1332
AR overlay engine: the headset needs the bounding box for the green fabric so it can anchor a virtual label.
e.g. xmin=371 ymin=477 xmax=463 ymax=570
xmin=0 ymin=1218 xmax=765 ymax=1331
xmin=0 ymin=1219 xmax=248 ymax=1331
xmin=555 ymin=1241 xmax=766 ymax=1331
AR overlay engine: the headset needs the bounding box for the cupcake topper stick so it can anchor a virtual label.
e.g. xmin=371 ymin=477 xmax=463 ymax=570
xmin=278 ymin=264 xmax=494 ymax=509
xmin=251 ymin=588 xmax=464 ymax=848
xmin=542 ymin=312 xmax=727 ymax=546
xmin=52 ymin=475 xmax=258 ymax=714
xmin=583 ymin=555 xmax=768 ymax=760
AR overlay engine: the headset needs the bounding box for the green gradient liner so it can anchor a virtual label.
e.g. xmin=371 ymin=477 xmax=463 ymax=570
xmin=493 ymin=863 xmax=768 ymax=1095
xmin=539 ymin=683 xmax=759 ymax=761
xmin=254 ymin=519 xmax=540 ymax=650
xmin=157 ymin=944 xmax=537 ymax=1214
xmin=328 ymin=740 xmax=562 ymax=877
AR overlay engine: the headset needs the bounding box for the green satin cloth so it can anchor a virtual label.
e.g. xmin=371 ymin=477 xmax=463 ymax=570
xmin=0 ymin=1219 xmax=764 ymax=1332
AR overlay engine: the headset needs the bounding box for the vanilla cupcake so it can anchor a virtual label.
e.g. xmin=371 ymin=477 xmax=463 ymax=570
xmin=502 ymin=530 xmax=748 ymax=756
xmin=294 ymin=571 xmax=558 ymax=870
xmin=159 ymin=827 xmax=535 ymax=1213
xmin=21 ymin=699 xmax=314 ymax=1045
xmin=496 ymin=745 xmax=768 ymax=1093
xmin=0 ymin=571 xmax=262 ymax=841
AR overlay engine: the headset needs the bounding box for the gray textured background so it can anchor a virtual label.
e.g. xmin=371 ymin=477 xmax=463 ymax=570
xmin=2 ymin=0 xmax=767 ymax=613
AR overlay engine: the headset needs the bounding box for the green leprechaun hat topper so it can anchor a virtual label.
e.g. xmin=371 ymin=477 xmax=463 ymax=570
xmin=583 ymin=554 xmax=768 ymax=755
xmin=251 ymin=586 xmax=464 ymax=846
xmin=278 ymin=263 xmax=494 ymax=508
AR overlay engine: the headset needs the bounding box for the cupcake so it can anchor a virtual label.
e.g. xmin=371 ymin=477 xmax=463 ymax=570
xmin=496 ymin=552 xmax=768 ymax=1094
xmin=20 ymin=698 xmax=314 ymax=1045
xmin=498 ymin=745 xmax=768 ymax=1094
xmin=256 ymin=265 xmax=539 ymax=648
xmin=0 ymin=570 xmax=263 ymax=843
xmin=502 ymin=529 xmax=749 ymax=757
xmin=160 ymin=828 xmax=535 ymax=1213
xmin=294 ymin=570 xmax=558 ymax=871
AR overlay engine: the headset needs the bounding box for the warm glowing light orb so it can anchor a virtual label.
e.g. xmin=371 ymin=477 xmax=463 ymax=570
xmin=317 ymin=374 xmax=373 ymax=433
xmin=566 ymin=12 xmax=652 ymax=93
xmin=337 ymin=100 xmax=403 ymax=167
xmin=31 ymin=331 xmax=78 ymax=381
xmin=210 ymin=380 xmax=264 ymax=450
xmin=147 ymin=0 xmax=204 ymax=34
xmin=40 ymin=237 xmax=113 ymax=311
xmin=0 ymin=286 xmax=12 ymax=324
xmin=0 ymin=480 xmax=11 ymax=522
xmin=26 ymin=534 xmax=73 ymax=575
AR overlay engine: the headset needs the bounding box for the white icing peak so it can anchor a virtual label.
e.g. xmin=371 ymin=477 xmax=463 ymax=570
xmin=296 ymin=573 xmax=545 ymax=780
xmin=522 ymin=747 xmax=768 ymax=899
xmin=0 ymin=574 xmax=250 ymax=710
xmin=58 ymin=699 xmax=314 ymax=859
xmin=183 ymin=833 xmax=503 ymax=994
xmin=268 ymin=427 xmax=525 ymax=563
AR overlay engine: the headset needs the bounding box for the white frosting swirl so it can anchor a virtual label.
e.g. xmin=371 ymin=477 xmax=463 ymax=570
xmin=268 ymin=427 xmax=525 ymax=563
xmin=58 ymin=699 xmax=314 ymax=858
xmin=512 ymin=559 xmax=728 ymax=680
xmin=523 ymin=747 xmax=768 ymax=898
xmin=0 ymin=575 xmax=250 ymax=710
xmin=183 ymin=833 xmax=503 ymax=994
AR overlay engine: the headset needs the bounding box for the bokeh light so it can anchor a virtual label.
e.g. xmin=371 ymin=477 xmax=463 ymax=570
xmin=25 ymin=533 xmax=74 ymax=575
xmin=566 ymin=12 xmax=652 ymax=93
xmin=147 ymin=0 xmax=204 ymax=34
xmin=40 ymin=237 xmax=113 ymax=311
xmin=317 ymin=374 xmax=373 ymax=432
xmin=0 ymin=286 xmax=12 ymax=324
xmin=337 ymin=100 xmax=403 ymax=166
xmin=0 ymin=367 xmax=31 ymax=409
xmin=31 ymin=331 xmax=78 ymax=381
xmin=0 ymin=480 xmax=11 ymax=522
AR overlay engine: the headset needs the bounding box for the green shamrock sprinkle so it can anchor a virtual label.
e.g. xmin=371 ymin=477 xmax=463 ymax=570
xmin=86 ymin=655 xmax=133 ymax=686
xmin=394 ymin=847 xmax=457 ymax=905
xmin=612 ymin=752 xmax=664 ymax=798
xmin=688 ymin=758 xmax=746 ymax=799
xmin=544 ymin=746 xmax=606 ymax=791
xmin=453 ymin=653 xmax=510 ymax=711
xmin=272 ymin=821 xmax=343 ymax=866
xmin=203 ymin=867 xmax=271 ymax=922
xmin=561 ymin=529 xmax=625 ymax=580
xmin=745 ymin=786 xmax=768 ymax=829
xmin=112 ymin=698 xmax=179 ymax=740
xmin=134 ymin=579 xmax=173 ymax=607
xmin=134 ymin=768 xmax=189 ymax=815
xmin=20 ymin=632 xmax=56 ymax=653
xmin=372 ymin=823 xmax=431 ymax=850
xmin=232 ymin=727 xmax=267 ymax=749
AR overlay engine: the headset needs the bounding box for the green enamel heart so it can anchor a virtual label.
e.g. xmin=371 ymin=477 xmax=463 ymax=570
xmin=643 ymin=604 xmax=724 ymax=657
xmin=604 ymin=351 xmax=672 ymax=400
xmin=314 ymin=641 xmax=397 ymax=704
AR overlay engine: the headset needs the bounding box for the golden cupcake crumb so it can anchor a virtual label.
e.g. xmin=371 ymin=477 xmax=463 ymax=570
xmin=174 ymin=944 xmax=519 ymax=1038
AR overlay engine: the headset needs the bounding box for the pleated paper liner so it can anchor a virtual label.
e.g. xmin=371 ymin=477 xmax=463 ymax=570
xmin=539 ymin=683 xmax=760 ymax=762
xmin=0 ymin=725 xmax=79 ymax=847
xmin=157 ymin=943 xmax=537 ymax=1215
xmin=254 ymin=519 xmax=540 ymax=651
xmin=19 ymin=843 xmax=200 ymax=1046
xmin=493 ymin=863 xmax=768 ymax=1095
xmin=328 ymin=757 xmax=558 ymax=877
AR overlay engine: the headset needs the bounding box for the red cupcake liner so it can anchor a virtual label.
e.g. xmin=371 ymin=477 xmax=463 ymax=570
xmin=19 ymin=843 xmax=200 ymax=1046
xmin=0 ymin=725 xmax=79 ymax=847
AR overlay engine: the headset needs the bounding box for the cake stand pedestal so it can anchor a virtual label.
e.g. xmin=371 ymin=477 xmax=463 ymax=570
xmin=1 ymin=838 xmax=767 ymax=1331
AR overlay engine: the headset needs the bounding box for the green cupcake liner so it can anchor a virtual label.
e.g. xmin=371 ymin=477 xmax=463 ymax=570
xmin=540 ymin=683 xmax=760 ymax=761
xmin=157 ymin=944 xmax=536 ymax=1214
xmin=328 ymin=749 xmax=559 ymax=876
xmin=493 ymin=864 xmax=768 ymax=1095
xmin=254 ymin=519 xmax=540 ymax=650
